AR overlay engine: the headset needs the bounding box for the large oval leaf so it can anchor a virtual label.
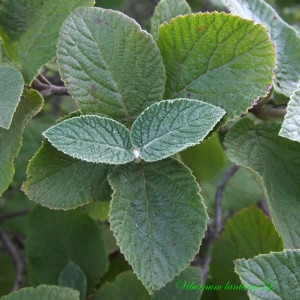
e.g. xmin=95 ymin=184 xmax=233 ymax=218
xmin=131 ymin=99 xmax=225 ymax=162
xmin=157 ymin=12 xmax=275 ymax=119
xmin=57 ymin=7 xmax=166 ymax=127
xmin=108 ymin=158 xmax=207 ymax=293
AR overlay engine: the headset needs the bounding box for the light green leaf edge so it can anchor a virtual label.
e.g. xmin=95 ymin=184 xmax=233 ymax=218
xmin=57 ymin=7 xmax=166 ymax=127
xmin=43 ymin=115 xmax=134 ymax=164
xmin=131 ymin=99 xmax=225 ymax=162
xmin=0 ymin=66 xmax=24 ymax=129
xmin=108 ymin=158 xmax=208 ymax=293
xmin=0 ymin=89 xmax=43 ymax=196
xmin=150 ymin=0 xmax=191 ymax=40
xmin=0 ymin=0 xmax=95 ymax=83
xmin=22 ymin=140 xmax=112 ymax=209
xmin=0 ymin=284 xmax=79 ymax=300
xmin=234 ymin=250 xmax=300 ymax=300
xmin=157 ymin=12 xmax=275 ymax=119
xmin=279 ymin=85 xmax=300 ymax=142
xmin=226 ymin=0 xmax=300 ymax=97
xmin=225 ymin=118 xmax=300 ymax=248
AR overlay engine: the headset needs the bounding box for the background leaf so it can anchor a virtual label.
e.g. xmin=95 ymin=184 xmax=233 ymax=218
xmin=25 ymin=206 xmax=108 ymax=288
xmin=0 ymin=66 xmax=24 ymax=129
xmin=235 ymin=250 xmax=300 ymax=300
xmin=131 ymin=99 xmax=225 ymax=162
xmin=0 ymin=285 xmax=79 ymax=300
xmin=279 ymin=86 xmax=300 ymax=142
xmin=108 ymin=158 xmax=207 ymax=293
xmin=0 ymin=89 xmax=43 ymax=196
xmin=226 ymin=0 xmax=300 ymax=97
xmin=0 ymin=0 xmax=94 ymax=83
xmin=225 ymin=118 xmax=300 ymax=248
xmin=210 ymin=206 xmax=283 ymax=300
xmin=22 ymin=140 xmax=112 ymax=209
xmin=150 ymin=0 xmax=191 ymax=40
xmin=57 ymin=7 xmax=166 ymax=127
xmin=58 ymin=262 xmax=87 ymax=300
xmin=157 ymin=12 xmax=275 ymax=119
xmin=43 ymin=115 xmax=133 ymax=164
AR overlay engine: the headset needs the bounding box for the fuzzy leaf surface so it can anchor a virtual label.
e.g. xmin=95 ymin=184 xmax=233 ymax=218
xmin=157 ymin=12 xmax=275 ymax=118
xmin=109 ymin=158 xmax=207 ymax=293
xmin=0 ymin=89 xmax=43 ymax=196
xmin=0 ymin=0 xmax=94 ymax=83
xmin=279 ymin=86 xmax=300 ymax=142
xmin=226 ymin=0 xmax=300 ymax=96
xmin=0 ymin=66 xmax=24 ymax=129
xmin=225 ymin=118 xmax=300 ymax=248
xmin=131 ymin=99 xmax=225 ymax=162
xmin=0 ymin=285 xmax=79 ymax=300
xmin=57 ymin=7 xmax=166 ymax=126
xmin=150 ymin=0 xmax=191 ymax=40
xmin=235 ymin=250 xmax=300 ymax=299
xmin=43 ymin=115 xmax=133 ymax=164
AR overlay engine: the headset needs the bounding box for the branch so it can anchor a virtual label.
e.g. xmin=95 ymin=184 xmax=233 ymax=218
xmin=31 ymin=74 xmax=69 ymax=97
xmin=0 ymin=226 xmax=24 ymax=291
xmin=250 ymin=106 xmax=286 ymax=118
xmin=0 ymin=210 xmax=29 ymax=222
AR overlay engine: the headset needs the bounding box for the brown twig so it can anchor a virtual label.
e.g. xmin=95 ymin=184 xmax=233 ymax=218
xmin=0 ymin=226 xmax=24 ymax=291
xmin=31 ymin=74 xmax=69 ymax=97
xmin=0 ymin=210 xmax=29 ymax=222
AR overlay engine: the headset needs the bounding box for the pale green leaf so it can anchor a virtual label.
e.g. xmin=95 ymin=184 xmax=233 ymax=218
xmin=226 ymin=0 xmax=300 ymax=97
xmin=152 ymin=266 xmax=203 ymax=300
xmin=279 ymin=86 xmax=300 ymax=142
xmin=108 ymin=158 xmax=207 ymax=293
xmin=94 ymin=271 xmax=151 ymax=300
xmin=0 ymin=89 xmax=43 ymax=196
xmin=0 ymin=0 xmax=94 ymax=83
xmin=0 ymin=66 xmax=24 ymax=129
xmin=150 ymin=0 xmax=191 ymax=40
xmin=157 ymin=12 xmax=275 ymax=119
xmin=22 ymin=140 xmax=112 ymax=209
xmin=25 ymin=206 xmax=108 ymax=288
xmin=0 ymin=285 xmax=79 ymax=300
xmin=225 ymin=118 xmax=300 ymax=248
xmin=235 ymin=250 xmax=300 ymax=299
xmin=59 ymin=262 xmax=87 ymax=300
xmin=57 ymin=7 xmax=166 ymax=126
xmin=43 ymin=115 xmax=134 ymax=164
xmin=210 ymin=206 xmax=283 ymax=300
xmin=131 ymin=99 xmax=225 ymax=162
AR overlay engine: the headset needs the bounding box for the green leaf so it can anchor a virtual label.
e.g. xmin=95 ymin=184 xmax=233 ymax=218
xmin=226 ymin=0 xmax=300 ymax=97
xmin=94 ymin=271 xmax=151 ymax=300
xmin=22 ymin=140 xmax=112 ymax=209
xmin=0 ymin=0 xmax=94 ymax=83
xmin=0 ymin=66 xmax=24 ymax=129
xmin=152 ymin=266 xmax=203 ymax=300
xmin=108 ymin=158 xmax=207 ymax=293
xmin=131 ymin=99 xmax=225 ymax=162
xmin=180 ymin=132 xmax=226 ymax=181
xmin=57 ymin=7 xmax=166 ymax=127
xmin=157 ymin=12 xmax=275 ymax=119
xmin=234 ymin=250 xmax=300 ymax=299
xmin=0 ymin=255 xmax=15 ymax=297
xmin=210 ymin=206 xmax=283 ymax=300
xmin=25 ymin=206 xmax=108 ymax=288
xmin=0 ymin=285 xmax=79 ymax=300
xmin=0 ymin=89 xmax=43 ymax=196
xmin=150 ymin=0 xmax=191 ymax=40
xmin=43 ymin=115 xmax=134 ymax=164
xmin=225 ymin=118 xmax=300 ymax=248
xmin=58 ymin=262 xmax=87 ymax=300
xmin=279 ymin=86 xmax=300 ymax=142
